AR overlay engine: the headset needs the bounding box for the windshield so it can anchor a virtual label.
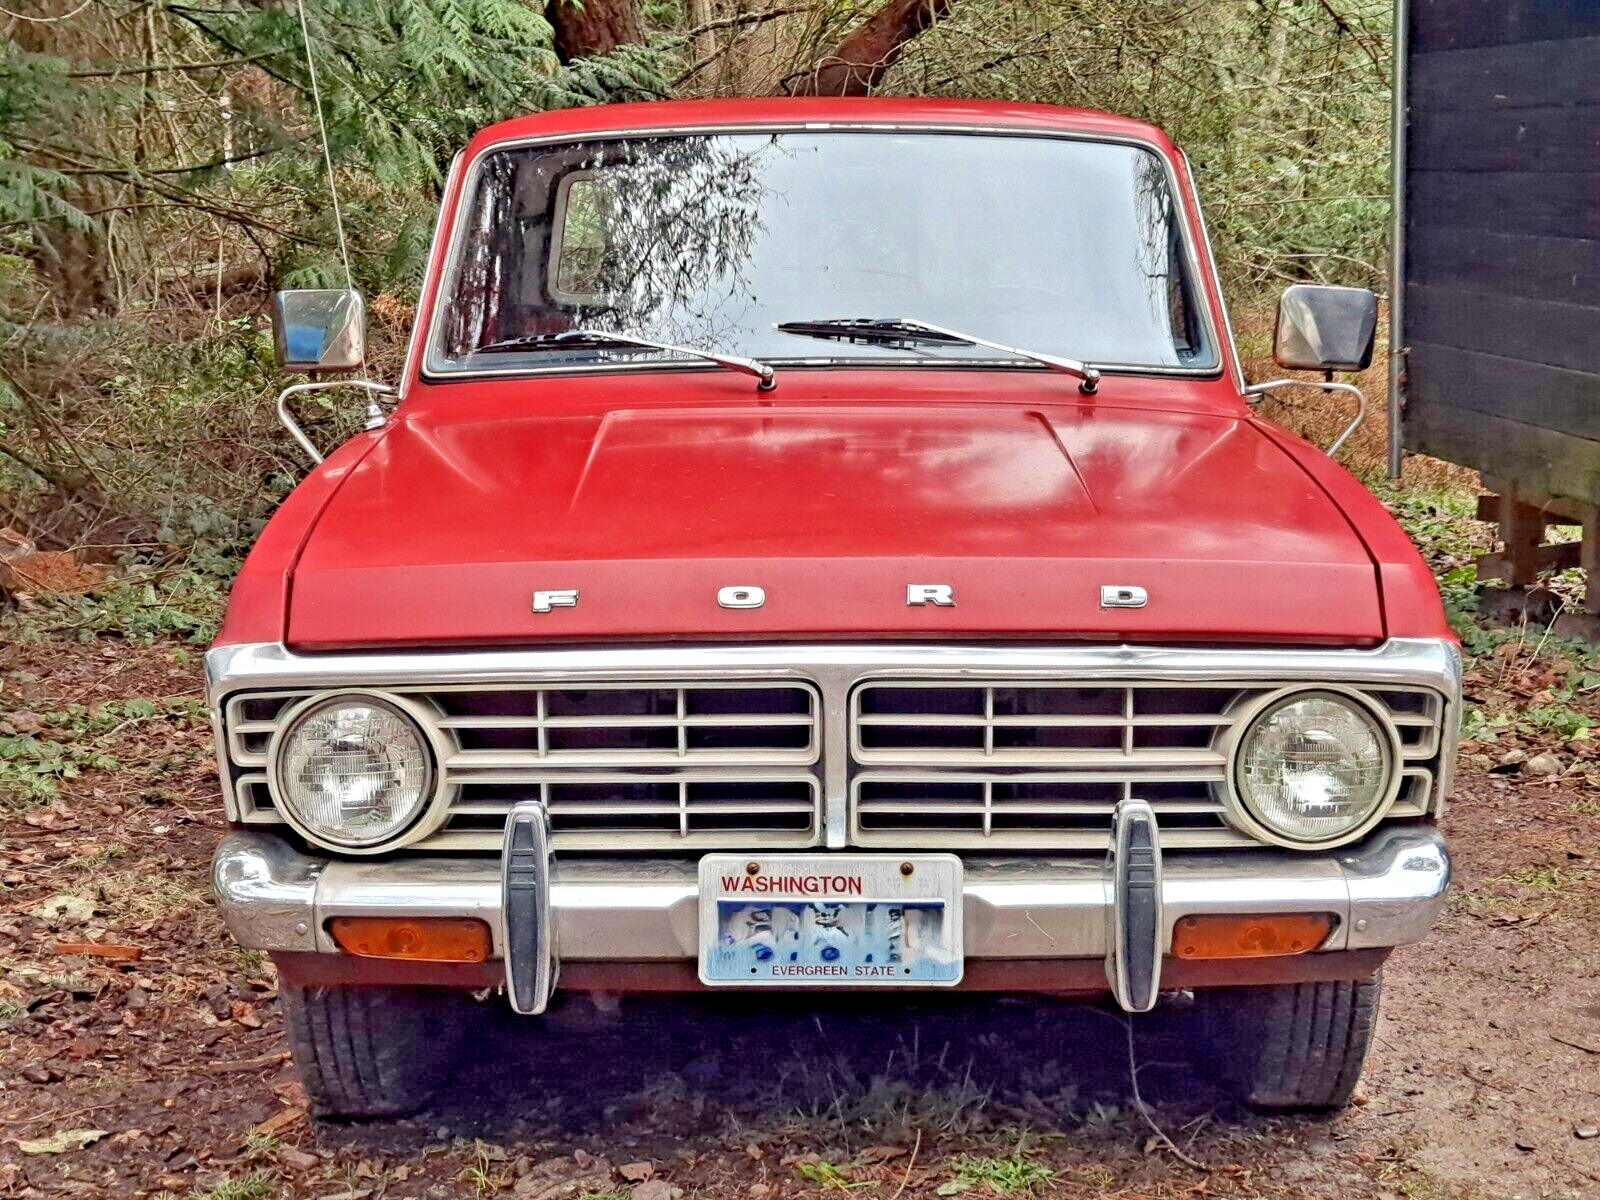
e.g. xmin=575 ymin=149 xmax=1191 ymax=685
xmin=431 ymin=131 xmax=1217 ymax=375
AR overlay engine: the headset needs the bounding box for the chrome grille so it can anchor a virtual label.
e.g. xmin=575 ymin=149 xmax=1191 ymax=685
xmin=437 ymin=684 xmax=816 ymax=762
xmin=225 ymin=683 xmax=822 ymax=850
xmin=847 ymin=681 xmax=1445 ymax=850
xmin=215 ymin=644 xmax=1454 ymax=856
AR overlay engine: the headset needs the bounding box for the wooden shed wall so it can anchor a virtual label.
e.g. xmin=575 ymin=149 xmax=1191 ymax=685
xmin=1402 ymin=0 xmax=1600 ymax=502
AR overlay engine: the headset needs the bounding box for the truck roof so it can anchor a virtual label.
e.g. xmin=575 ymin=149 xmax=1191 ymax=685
xmin=463 ymin=96 xmax=1180 ymax=158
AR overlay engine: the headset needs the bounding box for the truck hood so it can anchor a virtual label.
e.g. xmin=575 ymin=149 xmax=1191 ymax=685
xmin=286 ymin=403 xmax=1383 ymax=647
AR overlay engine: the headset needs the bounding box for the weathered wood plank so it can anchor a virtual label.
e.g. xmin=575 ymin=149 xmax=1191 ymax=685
xmin=1408 ymin=171 xmax=1600 ymax=240
xmin=1410 ymin=37 xmax=1600 ymax=113
xmin=1405 ymin=389 xmax=1600 ymax=506
xmin=1405 ymin=227 xmax=1600 ymax=308
xmin=1582 ymin=505 xmax=1600 ymax=612
xmin=1405 ymin=284 xmax=1600 ymax=376
xmin=1409 ymin=0 xmax=1600 ymax=54
xmin=1477 ymin=544 xmax=1581 ymax=584
xmin=1491 ymin=489 xmax=1556 ymax=585
xmin=1478 ymin=489 xmax=1590 ymax=525
xmin=1407 ymin=104 xmax=1600 ymax=174
xmin=1407 ymin=342 xmax=1600 ymax=442
xmin=1403 ymin=5 xmax=1600 ymax=518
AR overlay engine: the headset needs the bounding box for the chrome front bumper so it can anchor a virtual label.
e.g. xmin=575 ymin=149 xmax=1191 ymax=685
xmin=213 ymin=823 xmax=1450 ymax=1011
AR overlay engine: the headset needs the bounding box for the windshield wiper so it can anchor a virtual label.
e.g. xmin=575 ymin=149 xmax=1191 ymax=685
xmin=773 ymin=318 xmax=1099 ymax=394
xmin=478 ymin=329 xmax=776 ymax=391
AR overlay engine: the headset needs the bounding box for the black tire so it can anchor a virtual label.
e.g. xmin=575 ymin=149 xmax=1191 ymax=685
xmin=1207 ymin=974 xmax=1381 ymax=1111
xmin=280 ymin=984 xmax=470 ymax=1119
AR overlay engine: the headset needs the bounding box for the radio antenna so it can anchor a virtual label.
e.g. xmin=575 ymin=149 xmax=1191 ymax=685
xmin=294 ymin=0 xmax=354 ymax=290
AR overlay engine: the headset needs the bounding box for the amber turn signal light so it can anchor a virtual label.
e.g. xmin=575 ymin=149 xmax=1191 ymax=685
xmin=328 ymin=916 xmax=491 ymax=963
xmin=1172 ymin=913 xmax=1334 ymax=960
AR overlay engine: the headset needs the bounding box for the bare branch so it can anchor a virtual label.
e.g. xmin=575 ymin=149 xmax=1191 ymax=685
xmin=66 ymin=49 xmax=281 ymax=78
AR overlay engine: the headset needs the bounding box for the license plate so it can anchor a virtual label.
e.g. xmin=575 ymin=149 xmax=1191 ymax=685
xmin=698 ymin=854 xmax=963 ymax=986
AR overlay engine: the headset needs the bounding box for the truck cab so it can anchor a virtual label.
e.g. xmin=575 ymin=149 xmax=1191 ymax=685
xmin=209 ymin=98 xmax=1457 ymax=1118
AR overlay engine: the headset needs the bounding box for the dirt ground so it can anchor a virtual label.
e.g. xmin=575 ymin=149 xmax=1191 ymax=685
xmin=0 ymin=636 xmax=1596 ymax=1200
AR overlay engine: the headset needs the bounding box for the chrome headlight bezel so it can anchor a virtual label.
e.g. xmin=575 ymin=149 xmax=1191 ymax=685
xmin=266 ymin=690 xmax=455 ymax=855
xmin=1220 ymin=685 xmax=1403 ymax=850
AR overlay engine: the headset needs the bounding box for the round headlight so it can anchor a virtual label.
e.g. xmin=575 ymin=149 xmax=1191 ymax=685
xmin=273 ymin=694 xmax=435 ymax=849
xmin=1233 ymin=691 xmax=1396 ymax=846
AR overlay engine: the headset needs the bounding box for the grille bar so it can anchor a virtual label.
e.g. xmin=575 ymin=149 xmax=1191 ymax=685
xmin=846 ymin=680 xmax=1445 ymax=849
xmin=437 ymin=714 xmax=815 ymax=729
xmin=854 ymin=747 xmax=1229 ymax=768
xmin=449 ymin=775 xmax=822 ymax=846
xmin=853 ymin=713 xmax=1236 ymax=728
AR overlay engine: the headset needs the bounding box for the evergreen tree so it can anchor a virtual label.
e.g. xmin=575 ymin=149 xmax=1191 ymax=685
xmin=0 ymin=0 xmax=670 ymax=312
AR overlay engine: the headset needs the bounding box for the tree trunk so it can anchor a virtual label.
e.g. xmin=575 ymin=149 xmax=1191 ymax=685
xmin=547 ymin=0 xmax=645 ymax=62
xmin=787 ymin=0 xmax=953 ymax=96
xmin=687 ymin=0 xmax=713 ymax=63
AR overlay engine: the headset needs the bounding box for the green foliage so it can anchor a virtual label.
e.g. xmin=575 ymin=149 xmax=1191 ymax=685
xmin=50 ymin=696 xmax=209 ymax=737
xmin=2 ymin=1 xmax=672 ymax=317
xmin=458 ymin=1139 xmax=502 ymax=1198
xmin=0 ymin=694 xmax=202 ymax=809
xmin=793 ymin=1161 xmax=870 ymax=1191
xmin=240 ymin=1132 xmax=278 ymax=1160
xmin=189 ymin=1173 xmax=278 ymax=1200
xmin=0 ymin=0 xmax=1417 ymax=658
xmin=0 ymin=730 xmax=117 ymax=808
xmin=1504 ymin=865 xmax=1569 ymax=893
xmin=0 ymin=311 xmax=300 ymax=628
xmin=10 ymin=567 xmax=230 ymax=646
xmin=937 ymin=1142 xmax=1055 ymax=1196
xmin=0 ymin=40 xmax=100 ymax=231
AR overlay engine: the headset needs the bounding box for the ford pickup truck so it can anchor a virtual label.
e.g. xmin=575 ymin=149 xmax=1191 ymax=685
xmin=209 ymin=97 xmax=1457 ymax=1118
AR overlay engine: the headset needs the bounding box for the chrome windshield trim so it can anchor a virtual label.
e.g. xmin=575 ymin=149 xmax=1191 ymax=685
xmin=1177 ymin=148 xmax=1247 ymax=395
xmin=397 ymin=149 xmax=464 ymax=403
xmin=417 ymin=358 xmax=1226 ymax=385
xmin=420 ymin=122 xmax=1224 ymax=384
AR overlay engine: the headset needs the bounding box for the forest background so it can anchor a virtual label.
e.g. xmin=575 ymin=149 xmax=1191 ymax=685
xmin=2 ymin=0 xmax=1398 ymax=636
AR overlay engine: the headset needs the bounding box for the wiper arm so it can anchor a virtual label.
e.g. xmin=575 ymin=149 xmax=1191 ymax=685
xmin=478 ymin=329 xmax=776 ymax=391
xmin=774 ymin=317 xmax=1099 ymax=394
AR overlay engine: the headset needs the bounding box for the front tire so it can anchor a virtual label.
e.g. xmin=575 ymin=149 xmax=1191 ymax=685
xmin=1208 ymin=975 xmax=1381 ymax=1110
xmin=281 ymin=984 xmax=470 ymax=1119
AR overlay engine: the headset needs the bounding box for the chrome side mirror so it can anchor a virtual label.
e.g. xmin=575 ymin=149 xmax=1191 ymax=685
xmin=1273 ymin=284 xmax=1378 ymax=373
xmin=273 ymin=288 xmax=366 ymax=373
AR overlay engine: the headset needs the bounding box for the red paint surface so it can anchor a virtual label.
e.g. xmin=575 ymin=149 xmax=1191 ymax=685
xmin=220 ymin=99 xmax=1449 ymax=651
xmin=284 ymin=374 xmax=1386 ymax=647
xmin=1254 ymin=421 xmax=1453 ymax=641
xmin=216 ymin=428 xmax=386 ymax=648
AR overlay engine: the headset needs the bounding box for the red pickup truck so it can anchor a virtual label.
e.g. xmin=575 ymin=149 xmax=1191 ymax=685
xmin=209 ymin=97 xmax=1457 ymax=1118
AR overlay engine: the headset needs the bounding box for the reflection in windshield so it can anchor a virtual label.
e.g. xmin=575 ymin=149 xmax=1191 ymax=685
xmin=435 ymin=132 xmax=1214 ymax=374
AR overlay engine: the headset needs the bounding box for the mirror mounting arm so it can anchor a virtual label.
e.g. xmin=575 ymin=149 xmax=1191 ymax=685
xmin=1244 ymin=378 xmax=1368 ymax=458
xmin=277 ymin=378 xmax=397 ymax=465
